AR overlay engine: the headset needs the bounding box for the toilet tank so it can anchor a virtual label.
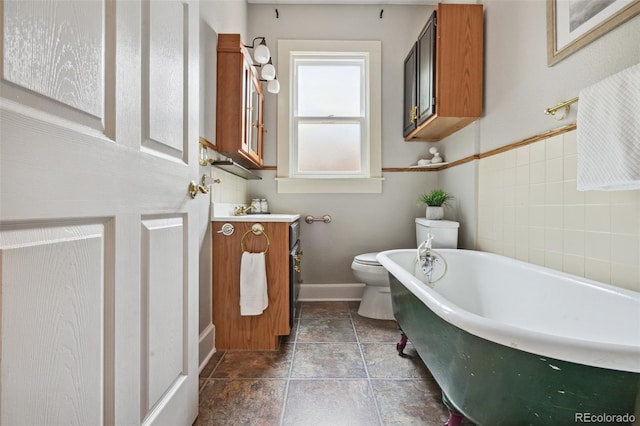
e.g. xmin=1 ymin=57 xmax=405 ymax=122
xmin=415 ymin=218 xmax=459 ymax=248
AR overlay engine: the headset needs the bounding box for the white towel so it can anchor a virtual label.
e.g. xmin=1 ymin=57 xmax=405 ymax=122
xmin=577 ymin=62 xmax=640 ymax=191
xmin=240 ymin=251 xmax=268 ymax=316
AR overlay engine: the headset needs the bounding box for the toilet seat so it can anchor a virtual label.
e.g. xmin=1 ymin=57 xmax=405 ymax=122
xmin=354 ymin=252 xmax=381 ymax=267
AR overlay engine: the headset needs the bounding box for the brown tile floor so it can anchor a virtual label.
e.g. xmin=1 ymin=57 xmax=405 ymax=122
xmin=196 ymin=301 xmax=463 ymax=426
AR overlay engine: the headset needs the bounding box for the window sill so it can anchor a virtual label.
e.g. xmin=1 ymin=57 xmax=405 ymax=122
xmin=275 ymin=177 xmax=384 ymax=194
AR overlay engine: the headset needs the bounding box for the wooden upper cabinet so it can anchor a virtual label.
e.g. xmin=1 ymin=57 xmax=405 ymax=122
xmin=404 ymin=4 xmax=484 ymax=142
xmin=216 ymin=34 xmax=264 ymax=168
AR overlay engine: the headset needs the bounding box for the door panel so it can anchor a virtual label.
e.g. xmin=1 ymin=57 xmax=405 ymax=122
xmin=141 ymin=216 xmax=185 ymax=415
xmin=0 ymin=222 xmax=108 ymax=426
xmin=0 ymin=1 xmax=199 ymax=425
xmin=1 ymin=0 xmax=110 ymax=133
xmin=2 ymin=0 xmax=104 ymax=118
xmin=144 ymin=1 xmax=185 ymax=158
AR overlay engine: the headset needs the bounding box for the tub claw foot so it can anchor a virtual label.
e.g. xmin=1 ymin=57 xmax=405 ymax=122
xmin=444 ymin=411 xmax=464 ymax=426
xmin=396 ymin=332 xmax=408 ymax=355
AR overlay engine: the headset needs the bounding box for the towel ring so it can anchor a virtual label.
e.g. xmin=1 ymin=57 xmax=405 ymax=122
xmin=240 ymin=223 xmax=270 ymax=253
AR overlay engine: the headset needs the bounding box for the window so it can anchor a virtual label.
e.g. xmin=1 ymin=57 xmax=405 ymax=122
xmin=293 ymin=56 xmax=366 ymax=177
xmin=276 ymin=40 xmax=382 ymax=193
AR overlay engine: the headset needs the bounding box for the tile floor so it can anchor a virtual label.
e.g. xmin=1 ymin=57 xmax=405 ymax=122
xmin=196 ymin=301 xmax=467 ymax=426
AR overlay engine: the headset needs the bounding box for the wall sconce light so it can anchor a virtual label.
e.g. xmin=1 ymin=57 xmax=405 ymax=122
xmin=244 ymin=37 xmax=280 ymax=94
xmin=267 ymin=78 xmax=280 ymax=94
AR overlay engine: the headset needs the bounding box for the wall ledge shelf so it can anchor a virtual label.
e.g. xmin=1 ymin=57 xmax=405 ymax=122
xmin=211 ymin=160 xmax=262 ymax=180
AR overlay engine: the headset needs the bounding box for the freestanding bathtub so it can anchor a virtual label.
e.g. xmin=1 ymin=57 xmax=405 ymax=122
xmin=376 ymin=249 xmax=640 ymax=426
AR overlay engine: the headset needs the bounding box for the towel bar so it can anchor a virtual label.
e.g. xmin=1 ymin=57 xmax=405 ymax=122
xmin=544 ymin=97 xmax=578 ymax=120
xmin=305 ymin=215 xmax=332 ymax=224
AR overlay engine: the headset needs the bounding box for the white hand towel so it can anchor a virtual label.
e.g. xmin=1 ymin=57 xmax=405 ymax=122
xmin=240 ymin=251 xmax=268 ymax=316
xmin=577 ymin=62 xmax=640 ymax=191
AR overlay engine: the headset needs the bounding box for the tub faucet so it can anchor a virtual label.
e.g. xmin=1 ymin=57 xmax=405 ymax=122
xmin=418 ymin=233 xmax=436 ymax=277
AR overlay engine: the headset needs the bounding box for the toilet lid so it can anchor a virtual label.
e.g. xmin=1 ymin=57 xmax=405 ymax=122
xmin=354 ymin=252 xmax=381 ymax=266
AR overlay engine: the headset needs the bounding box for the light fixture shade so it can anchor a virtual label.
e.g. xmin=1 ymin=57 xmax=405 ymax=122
xmin=267 ymin=78 xmax=280 ymax=94
xmin=261 ymin=63 xmax=276 ymax=80
xmin=254 ymin=44 xmax=270 ymax=64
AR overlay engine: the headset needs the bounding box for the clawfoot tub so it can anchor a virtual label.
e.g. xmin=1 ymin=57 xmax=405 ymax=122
xmin=377 ymin=249 xmax=639 ymax=425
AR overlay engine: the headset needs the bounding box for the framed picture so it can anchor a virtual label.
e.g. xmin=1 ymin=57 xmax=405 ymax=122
xmin=547 ymin=0 xmax=640 ymax=65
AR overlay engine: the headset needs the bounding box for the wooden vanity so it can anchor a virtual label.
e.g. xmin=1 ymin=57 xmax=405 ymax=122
xmin=212 ymin=215 xmax=300 ymax=350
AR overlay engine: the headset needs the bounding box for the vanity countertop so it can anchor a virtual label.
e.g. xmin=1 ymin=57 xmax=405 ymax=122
xmin=212 ymin=213 xmax=300 ymax=223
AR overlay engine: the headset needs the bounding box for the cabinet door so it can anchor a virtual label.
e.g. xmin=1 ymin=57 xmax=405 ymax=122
xmin=417 ymin=12 xmax=436 ymax=126
xmin=248 ymin=78 xmax=264 ymax=164
xmin=402 ymin=42 xmax=418 ymax=138
xmin=241 ymin=58 xmax=263 ymax=167
xmin=212 ymin=221 xmax=290 ymax=350
xmin=241 ymin=60 xmax=251 ymax=155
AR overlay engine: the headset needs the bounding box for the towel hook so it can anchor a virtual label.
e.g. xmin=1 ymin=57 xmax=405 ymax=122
xmin=240 ymin=223 xmax=270 ymax=253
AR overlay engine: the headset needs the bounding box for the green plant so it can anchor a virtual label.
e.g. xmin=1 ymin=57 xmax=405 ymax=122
xmin=419 ymin=189 xmax=454 ymax=207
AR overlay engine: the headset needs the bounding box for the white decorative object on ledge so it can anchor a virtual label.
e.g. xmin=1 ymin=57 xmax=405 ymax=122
xmin=429 ymin=147 xmax=444 ymax=164
xmin=410 ymin=162 xmax=450 ymax=169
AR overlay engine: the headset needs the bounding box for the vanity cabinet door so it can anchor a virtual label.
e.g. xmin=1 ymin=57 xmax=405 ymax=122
xmin=212 ymin=221 xmax=290 ymax=350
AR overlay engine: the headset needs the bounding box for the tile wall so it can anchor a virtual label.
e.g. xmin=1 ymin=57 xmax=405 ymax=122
xmin=210 ymin=166 xmax=248 ymax=206
xmin=477 ymin=130 xmax=640 ymax=292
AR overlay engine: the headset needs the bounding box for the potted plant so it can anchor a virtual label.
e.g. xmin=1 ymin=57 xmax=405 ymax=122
xmin=419 ymin=189 xmax=453 ymax=220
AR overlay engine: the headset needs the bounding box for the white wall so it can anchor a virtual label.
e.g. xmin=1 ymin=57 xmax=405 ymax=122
xmin=201 ymin=0 xmax=248 ymax=41
xmin=439 ymin=1 xmax=640 ymax=264
xmin=198 ymin=0 xmax=248 ymax=368
xmin=247 ymin=4 xmax=443 ymax=285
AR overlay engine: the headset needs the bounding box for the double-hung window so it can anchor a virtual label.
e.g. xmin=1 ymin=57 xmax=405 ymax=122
xmin=293 ymin=55 xmax=367 ymax=178
xmin=276 ymin=40 xmax=382 ymax=193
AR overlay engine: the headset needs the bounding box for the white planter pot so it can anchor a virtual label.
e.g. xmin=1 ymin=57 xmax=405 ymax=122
xmin=425 ymin=206 xmax=444 ymax=220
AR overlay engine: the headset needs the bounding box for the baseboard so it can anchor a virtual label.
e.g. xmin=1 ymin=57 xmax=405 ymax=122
xmin=298 ymin=283 xmax=365 ymax=301
xmin=198 ymin=323 xmax=216 ymax=373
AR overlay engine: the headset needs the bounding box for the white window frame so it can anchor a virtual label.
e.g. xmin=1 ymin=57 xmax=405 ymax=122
xmin=276 ymin=40 xmax=382 ymax=194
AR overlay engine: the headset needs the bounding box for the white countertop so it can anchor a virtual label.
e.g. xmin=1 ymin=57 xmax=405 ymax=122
xmin=210 ymin=203 xmax=299 ymax=222
xmin=212 ymin=213 xmax=300 ymax=223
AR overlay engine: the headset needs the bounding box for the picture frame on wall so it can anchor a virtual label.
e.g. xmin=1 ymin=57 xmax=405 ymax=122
xmin=547 ymin=0 xmax=640 ymax=66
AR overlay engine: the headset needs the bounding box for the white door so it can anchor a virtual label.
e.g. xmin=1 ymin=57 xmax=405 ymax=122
xmin=0 ymin=1 xmax=200 ymax=425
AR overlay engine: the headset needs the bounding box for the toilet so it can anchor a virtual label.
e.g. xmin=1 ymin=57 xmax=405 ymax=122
xmin=352 ymin=218 xmax=459 ymax=320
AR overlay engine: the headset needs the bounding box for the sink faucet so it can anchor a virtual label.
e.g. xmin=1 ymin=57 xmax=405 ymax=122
xmin=418 ymin=233 xmax=436 ymax=277
xmin=234 ymin=205 xmax=256 ymax=216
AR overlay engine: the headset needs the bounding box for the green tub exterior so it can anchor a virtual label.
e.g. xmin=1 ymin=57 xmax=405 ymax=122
xmin=389 ymin=275 xmax=640 ymax=425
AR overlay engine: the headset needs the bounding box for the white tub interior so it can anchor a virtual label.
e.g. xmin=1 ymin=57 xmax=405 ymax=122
xmin=379 ymin=249 xmax=640 ymax=372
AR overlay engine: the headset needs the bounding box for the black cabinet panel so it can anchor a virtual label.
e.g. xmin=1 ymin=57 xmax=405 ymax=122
xmin=417 ymin=12 xmax=436 ymax=126
xmin=403 ymin=43 xmax=418 ymax=138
